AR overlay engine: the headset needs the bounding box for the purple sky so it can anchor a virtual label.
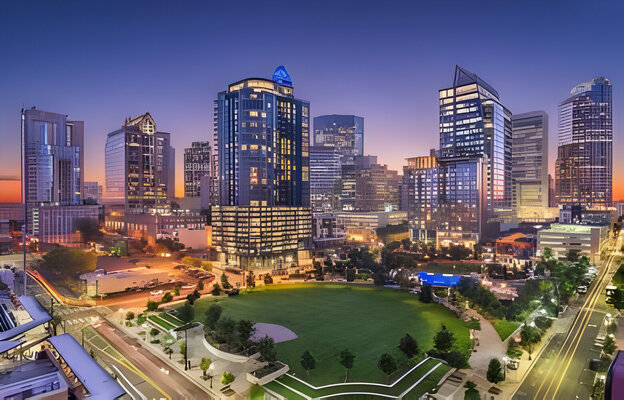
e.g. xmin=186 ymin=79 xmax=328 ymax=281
xmin=1 ymin=0 xmax=623 ymax=199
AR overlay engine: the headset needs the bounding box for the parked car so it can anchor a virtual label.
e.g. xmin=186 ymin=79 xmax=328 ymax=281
xmin=507 ymin=360 xmax=519 ymax=370
xmin=577 ymin=285 xmax=588 ymax=294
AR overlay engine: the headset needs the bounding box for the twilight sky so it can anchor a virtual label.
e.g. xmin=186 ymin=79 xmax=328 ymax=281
xmin=1 ymin=0 xmax=623 ymax=202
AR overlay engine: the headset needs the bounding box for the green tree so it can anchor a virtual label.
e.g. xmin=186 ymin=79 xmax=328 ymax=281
xmin=264 ymin=273 xmax=273 ymax=285
xmin=182 ymin=256 xmax=203 ymax=268
xmin=39 ymin=247 xmax=97 ymax=275
xmin=216 ymin=316 xmax=237 ymax=347
xmin=603 ymin=335 xmax=616 ymax=355
xmin=324 ymin=256 xmax=334 ymax=276
xmin=150 ymin=327 xmax=160 ymax=337
xmin=339 ymin=349 xmax=355 ymax=382
xmin=211 ymin=283 xmax=222 ymax=296
xmin=200 ymin=357 xmax=212 ymax=377
xmin=204 ymin=304 xmax=223 ymax=330
xmin=173 ymin=286 xmax=180 ymax=296
xmin=178 ymin=301 xmax=195 ymax=323
xmin=246 ymin=273 xmax=255 ymax=289
xmin=486 ymin=358 xmax=504 ymax=383
xmin=146 ymin=300 xmax=159 ymax=311
xmin=520 ymin=324 xmax=542 ymax=360
xmin=377 ymin=353 xmax=397 ymax=383
xmin=237 ymin=319 xmax=255 ymax=348
xmin=300 ymin=350 xmax=316 ymax=375
xmin=398 ymin=333 xmax=419 ymax=358
xmin=125 ymin=311 xmax=135 ymax=321
xmin=419 ymin=284 xmax=433 ymax=303
xmin=257 ymin=335 xmax=277 ymax=362
xmin=434 ymin=325 xmax=456 ymax=352
xmin=221 ymin=371 xmax=235 ymax=385
xmin=464 ymin=381 xmax=480 ymax=400
xmin=161 ymin=291 xmax=173 ymax=303
xmin=313 ymin=261 xmax=324 ymax=280
xmin=221 ymin=272 xmax=232 ymax=289
xmin=606 ymin=287 xmax=624 ymax=310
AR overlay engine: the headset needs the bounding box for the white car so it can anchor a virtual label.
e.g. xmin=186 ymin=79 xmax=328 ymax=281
xmin=588 ymin=267 xmax=598 ymax=275
xmin=577 ymin=285 xmax=588 ymax=294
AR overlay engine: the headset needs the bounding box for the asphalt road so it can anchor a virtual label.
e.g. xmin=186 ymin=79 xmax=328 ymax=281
xmin=513 ymin=232 xmax=622 ymax=399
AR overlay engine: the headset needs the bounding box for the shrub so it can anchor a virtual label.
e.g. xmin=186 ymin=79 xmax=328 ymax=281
xmin=146 ymin=300 xmax=159 ymax=311
xmin=150 ymin=328 xmax=160 ymax=337
xmin=125 ymin=311 xmax=135 ymax=321
xmin=221 ymin=371 xmax=235 ymax=385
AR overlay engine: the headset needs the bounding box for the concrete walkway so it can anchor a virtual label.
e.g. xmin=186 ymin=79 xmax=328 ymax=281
xmin=468 ymin=314 xmax=506 ymax=376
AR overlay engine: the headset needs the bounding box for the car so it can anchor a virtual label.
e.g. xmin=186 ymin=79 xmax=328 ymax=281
xmin=577 ymin=285 xmax=588 ymax=294
xmin=588 ymin=267 xmax=598 ymax=275
xmin=507 ymin=360 xmax=519 ymax=370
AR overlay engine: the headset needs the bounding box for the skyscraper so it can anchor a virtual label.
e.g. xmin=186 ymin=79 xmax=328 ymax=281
xmin=22 ymin=107 xmax=100 ymax=243
xmin=104 ymin=112 xmax=175 ymax=213
xmin=212 ymin=66 xmax=312 ymax=270
xmin=439 ymin=66 xmax=512 ymax=213
xmin=555 ymin=77 xmax=612 ymax=209
xmin=511 ymin=111 xmax=549 ymax=220
xmin=403 ymin=153 xmax=438 ymax=242
xmin=313 ymin=114 xmax=364 ymax=165
xmin=309 ymin=146 xmax=341 ymax=212
xmin=184 ymin=141 xmax=211 ymax=198
xmin=83 ymin=181 xmax=103 ymax=204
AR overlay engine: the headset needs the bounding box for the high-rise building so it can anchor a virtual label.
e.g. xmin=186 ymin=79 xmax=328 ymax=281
xmin=555 ymin=77 xmax=612 ymax=209
xmin=184 ymin=141 xmax=211 ymax=198
xmin=309 ymin=146 xmax=341 ymax=212
xmin=511 ymin=111 xmax=549 ymax=220
xmin=403 ymin=154 xmax=438 ymax=242
xmin=215 ymin=67 xmax=310 ymax=207
xmin=22 ymin=108 xmax=101 ymax=243
xmin=84 ymin=181 xmax=103 ymax=204
xmin=212 ymin=66 xmax=312 ymax=270
xmin=439 ymin=66 xmax=512 ymax=213
xmin=354 ymin=156 xmax=399 ymax=212
xmin=313 ymin=114 xmax=364 ymax=165
xmin=104 ymin=112 xmax=175 ymax=213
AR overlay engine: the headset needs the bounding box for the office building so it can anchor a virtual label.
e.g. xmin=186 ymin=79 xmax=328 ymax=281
xmin=403 ymin=154 xmax=438 ymax=242
xmin=511 ymin=111 xmax=551 ymax=220
xmin=336 ymin=210 xmax=407 ymax=243
xmin=313 ymin=114 xmax=364 ymax=165
xmin=212 ymin=66 xmax=312 ymax=269
xmin=35 ymin=204 xmax=102 ymax=244
xmin=309 ymin=146 xmax=341 ymax=212
xmin=555 ymin=77 xmax=612 ymax=209
xmin=83 ymin=181 xmax=103 ymax=204
xmin=537 ymin=223 xmax=608 ymax=264
xmin=104 ymin=112 xmax=175 ymax=213
xmin=439 ymin=66 xmax=512 ymax=214
xmin=354 ymin=156 xmax=399 ymax=212
xmin=184 ymin=141 xmax=211 ymax=198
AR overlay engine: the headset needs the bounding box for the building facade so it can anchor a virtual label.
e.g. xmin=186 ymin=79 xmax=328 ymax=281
xmin=184 ymin=141 xmax=211 ymax=198
xmin=212 ymin=66 xmax=312 ymax=270
xmin=403 ymin=154 xmax=438 ymax=242
xmin=312 ymin=114 xmax=364 ymax=165
xmin=83 ymin=181 xmax=103 ymax=204
xmin=511 ymin=111 xmax=550 ymax=220
xmin=309 ymin=146 xmax=341 ymax=212
xmin=439 ymin=66 xmax=512 ymax=215
xmin=537 ymin=223 xmax=608 ymax=264
xmin=354 ymin=156 xmax=399 ymax=212
xmin=104 ymin=112 xmax=175 ymax=213
xmin=555 ymin=77 xmax=612 ymax=209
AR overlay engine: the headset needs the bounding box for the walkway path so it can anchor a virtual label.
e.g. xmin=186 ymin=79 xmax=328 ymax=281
xmin=468 ymin=314 xmax=506 ymax=376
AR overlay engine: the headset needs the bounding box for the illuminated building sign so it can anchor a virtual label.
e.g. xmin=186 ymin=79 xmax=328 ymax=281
xmin=273 ymin=65 xmax=292 ymax=87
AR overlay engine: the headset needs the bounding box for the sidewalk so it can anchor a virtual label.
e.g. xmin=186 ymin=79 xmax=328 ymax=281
xmin=468 ymin=314 xmax=505 ymax=376
xmin=499 ymin=308 xmax=575 ymax=397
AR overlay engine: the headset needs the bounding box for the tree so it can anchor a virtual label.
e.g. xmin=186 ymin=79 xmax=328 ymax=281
xmin=155 ymin=238 xmax=185 ymax=253
xmin=339 ymin=349 xmax=355 ymax=382
xmin=449 ymin=244 xmax=471 ymax=261
xmin=221 ymin=273 xmax=232 ymax=289
xmin=377 ymin=353 xmax=397 ymax=383
xmin=179 ymin=340 xmax=186 ymax=356
xmin=313 ymin=261 xmax=324 ymax=280
xmin=398 ymin=333 xmax=419 ymax=358
xmin=125 ymin=311 xmax=135 ymax=321
xmin=401 ymin=238 xmax=411 ymax=251
xmin=567 ymin=249 xmax=581 ymax=262
xmin=324 ymin=256 xmax=334 ymax=276
xmin=39 ymin=247 xmax=97 ymax=276
xmin=173 ymin=286 xmax=180 ymax=296
xmin=434 ymin=325 xmax=456 ymax=353
xmin=264 ymin=273 xmax=273 ymax=285
xmin=300 ymin=350 xmax=316 ymax=375
xmin=216 ymin=316 xmax=237 ymax=347
xmin=603 ymin=335 xmax=616 ymax=355
xmin=178 ymin=301 xmax=195 ymax=323
xmin=146 ymin=300 xmax=159 ymax=311
xmin=237 ymin=319 xmax=255 ymax=348
xmin=200 ymin=357 xmax=212 ymax=377
xmin=486 ymin=358 xmax=504 ymax=383
xmin=161 ymin=291 xmax=173 ymax=303
xmin=150 ymin=327 xmax=160 ymax=337
xmin=182 ymin=256 xmax=203 ymax=268
xmin=246 ymin=273 xmax=256 ymax=289
xmin=520 ymin=324 xmax=542 ymax=360
xmin=221 ymin=372 xmax=235 ymax=385
xmin=606 ymin=287 xmax=624 ymax=310
xmin=211 ymin=283 xmax=221 ymax=296
xmin=419 ymin=284 xmax=433 ymax=303
xmin=204 ymin=304 xmax=223 ymax=330
xmin=464 ymin=381 xmax=480 ymax=400
xmin=257 ymin=335 xmax=277 ymax=362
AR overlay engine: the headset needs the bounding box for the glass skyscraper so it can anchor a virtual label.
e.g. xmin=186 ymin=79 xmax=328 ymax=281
xmin=555 ymin=77 xmax=612 ymax=209
xmin=184 ymin=141 xmax=211 ymax=198
xmin=309 ymin=146 xmax=341 ymax=212
xmin=439 ymin=66 xmax=512 ymax=213
xmin=313 ymin=114 xmax=364 ymax=165
xmin=511 ymin=111 xmax=550 ymax=220
xmin=403 ymin=154 xmax=438 ymax=242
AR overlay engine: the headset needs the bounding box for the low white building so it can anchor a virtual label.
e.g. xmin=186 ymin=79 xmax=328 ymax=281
xmin=537 ymin=223 xmax=609 ymax=264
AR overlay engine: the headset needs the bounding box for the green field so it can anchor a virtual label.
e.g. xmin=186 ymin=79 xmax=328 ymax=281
xmin=191 ymin=283 xmax=469 ymax=385
xmin=493 ymin=319 xmax=520 ymax=341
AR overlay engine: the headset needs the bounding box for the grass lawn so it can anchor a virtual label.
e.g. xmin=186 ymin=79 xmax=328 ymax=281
xmin=159 ymin=312 xmax=183 ymax=327
xmin=191 ymin=283 xmax=469 ymax=385
xmin=148 ymin=315 xmax=176 ymax=331
xmin=493 ymin=319 xmax=520 ymax=341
